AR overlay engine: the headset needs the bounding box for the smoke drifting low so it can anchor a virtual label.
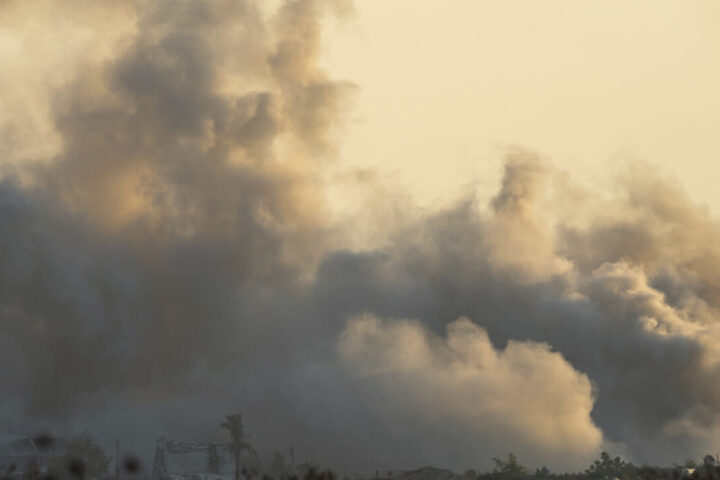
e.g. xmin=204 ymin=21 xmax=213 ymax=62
xmin=3 ymin=0 xmax=720 ymax=474
xmin=338 ymin=315 xmax=602 ymax=467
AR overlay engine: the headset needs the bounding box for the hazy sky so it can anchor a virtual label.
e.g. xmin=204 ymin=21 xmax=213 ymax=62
xmin=2 ymin=0 xmax=720 ymax=475
xmin=322 ymin=0 xmax=720 ymax=209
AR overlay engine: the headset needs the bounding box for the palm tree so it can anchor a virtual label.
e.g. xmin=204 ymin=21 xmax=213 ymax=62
xmin=220 ymin=413 xmax=258 ymax=480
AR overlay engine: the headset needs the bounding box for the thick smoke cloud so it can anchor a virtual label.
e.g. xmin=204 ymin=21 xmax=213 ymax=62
xmin=1 ymin=0 xmax=350 ymax=415
xmin=338 ymin=315 xmax=602 ymax=468
xmin=0 ymin=0 xmax=356 ymax=461
xmin=3 ymin=0 xmax=720 ymax=474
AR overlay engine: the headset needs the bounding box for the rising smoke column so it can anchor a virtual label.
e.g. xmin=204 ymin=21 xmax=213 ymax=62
xmin=3 ymin=0 xmax=720 ymax=473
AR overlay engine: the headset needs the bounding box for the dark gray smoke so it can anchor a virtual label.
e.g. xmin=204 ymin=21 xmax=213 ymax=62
xmin=3 ymin=0 xmax=720 ymax=475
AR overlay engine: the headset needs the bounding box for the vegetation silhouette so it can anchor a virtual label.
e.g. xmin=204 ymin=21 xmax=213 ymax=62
xmin=4 ymin=430 xmax=720 ymax=480
xmin=220 ymin=413 xmax=258 ymax=480
xmin=492 ymin=453 xmax=528 ymax=479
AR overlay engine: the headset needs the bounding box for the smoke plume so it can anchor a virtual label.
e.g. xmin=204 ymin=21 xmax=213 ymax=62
xmin=3 ymin=0 xmax=720 ymax=474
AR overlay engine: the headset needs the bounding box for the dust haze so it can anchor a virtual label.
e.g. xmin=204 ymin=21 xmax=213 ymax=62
xmin=2 ymin=0 xmax=720 ymax=475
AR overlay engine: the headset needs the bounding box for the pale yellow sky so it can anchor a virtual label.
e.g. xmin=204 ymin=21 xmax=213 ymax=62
xmin=321 ymin=1 xmax=720 ymax=210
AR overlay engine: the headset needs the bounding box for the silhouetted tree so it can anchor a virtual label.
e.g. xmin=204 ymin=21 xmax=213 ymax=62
xmin=221 ymin=413 xmax=258 ymax=480
xmin=585 ymin=452 xmax=636 ymax=480
xmin=535 ymin=467 xmax=550 ymax=478
xmin=492 ymin=453 xmax=528 ymax=478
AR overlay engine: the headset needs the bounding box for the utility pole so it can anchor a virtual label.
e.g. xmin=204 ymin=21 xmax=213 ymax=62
xmin=290 ymin=447 xmax=295 ymax=475
xmin=116 ymin=439 xmax=120 ymax=480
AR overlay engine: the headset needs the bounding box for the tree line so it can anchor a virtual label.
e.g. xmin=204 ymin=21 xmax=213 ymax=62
xmin=463 ymin=451 xmax=720 ymax=480
xmin=4 ymin=416 xmax=720 ymax=480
